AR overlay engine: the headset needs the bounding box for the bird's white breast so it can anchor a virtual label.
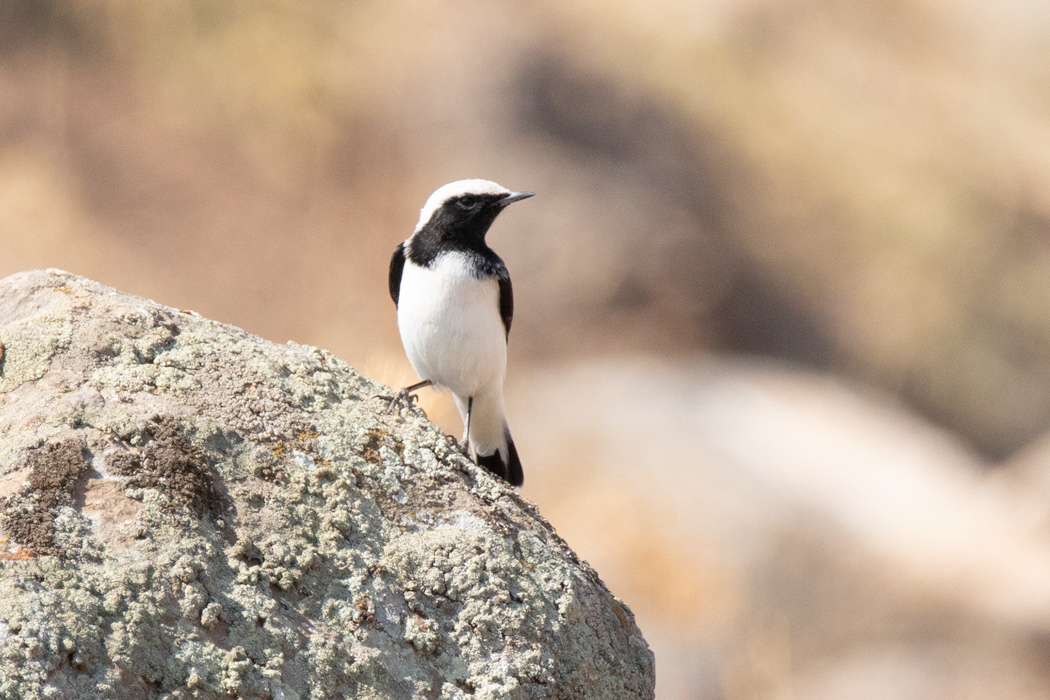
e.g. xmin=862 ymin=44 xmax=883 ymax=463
xmin=397 ymin=251 xmax=507 ymax=398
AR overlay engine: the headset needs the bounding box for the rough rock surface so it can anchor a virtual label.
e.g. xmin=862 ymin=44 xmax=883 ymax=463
xmin=0 ymin=270 xmax=654 ymax=700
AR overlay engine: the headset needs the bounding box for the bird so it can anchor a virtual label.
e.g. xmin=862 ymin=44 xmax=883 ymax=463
xmin=388 ymin=179 xmax=532 ymax=487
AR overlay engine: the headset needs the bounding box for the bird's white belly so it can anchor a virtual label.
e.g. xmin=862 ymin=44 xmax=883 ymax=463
xmin=397 ymin=253 xmax=507 ymax=398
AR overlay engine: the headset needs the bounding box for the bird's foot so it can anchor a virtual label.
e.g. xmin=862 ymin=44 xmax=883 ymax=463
xmin=371 ymin=388 xmax=420 ymax=414
xmin=372 ymin=379 xmax=432 ymax=414
xmin=447 ymin=435 xmax=473 ymax=459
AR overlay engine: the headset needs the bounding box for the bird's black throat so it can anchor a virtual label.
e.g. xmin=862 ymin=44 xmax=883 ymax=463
xmin=407 ymin=195 xmax=509 ymax=277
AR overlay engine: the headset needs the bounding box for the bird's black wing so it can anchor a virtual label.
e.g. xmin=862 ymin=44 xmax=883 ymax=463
xmin=497 ymin=267 xmax=513 ymax=339
xmin=388 ymin=242 xmax=406 ymax=307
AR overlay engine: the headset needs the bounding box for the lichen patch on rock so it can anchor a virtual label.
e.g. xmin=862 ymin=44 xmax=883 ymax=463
xmin=0 ymin=438 xmax=89 ymax=555
xmin=107 ymin=415 xmax=230 ymax=517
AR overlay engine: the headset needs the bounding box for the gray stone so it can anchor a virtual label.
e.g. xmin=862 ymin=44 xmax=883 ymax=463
xmin=0 ymin=269 xmax=653 ymax=700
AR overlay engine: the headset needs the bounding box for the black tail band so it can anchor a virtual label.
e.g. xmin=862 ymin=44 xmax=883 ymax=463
xmin=475 ymin=429 xmax=523 ymax=487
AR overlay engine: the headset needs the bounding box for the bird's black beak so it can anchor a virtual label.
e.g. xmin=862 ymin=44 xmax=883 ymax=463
xmin=497 ymin=191 xmax=534 ymax=208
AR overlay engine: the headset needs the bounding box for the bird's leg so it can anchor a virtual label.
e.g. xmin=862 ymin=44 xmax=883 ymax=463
xmin=463 ymin=395 xmax=474 ymax=456
xmin=374 ymin=379 xmax=433 ymax=413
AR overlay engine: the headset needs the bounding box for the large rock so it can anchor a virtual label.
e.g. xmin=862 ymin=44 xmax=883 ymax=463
xmin=0 ymin=270 xmax=653 ymax=700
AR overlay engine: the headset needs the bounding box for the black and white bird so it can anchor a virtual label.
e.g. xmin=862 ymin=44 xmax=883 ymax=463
xmin=388 ymin=179 xmax=532 ymax=487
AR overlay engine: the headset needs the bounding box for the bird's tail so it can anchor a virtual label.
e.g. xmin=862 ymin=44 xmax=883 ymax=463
xmin=476 ymin=429 xmax=523 ymax=487
xmin=454 ymin=391 xmax=523 ymax=487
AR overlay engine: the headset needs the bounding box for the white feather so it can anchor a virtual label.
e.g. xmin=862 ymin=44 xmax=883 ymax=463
xmin=397 ymin=250 xmax=507 ymax=403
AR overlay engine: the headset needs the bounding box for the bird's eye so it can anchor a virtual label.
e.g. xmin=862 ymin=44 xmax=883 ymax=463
xmin=457 ymin=196 xmax=478 ymax=209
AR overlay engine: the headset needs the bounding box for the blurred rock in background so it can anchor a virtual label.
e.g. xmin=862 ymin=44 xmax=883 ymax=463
xmin=2 ymin=0 xmax=1050 ymax=697
xmin=510 ymin=357 xmax=1050 ymax=699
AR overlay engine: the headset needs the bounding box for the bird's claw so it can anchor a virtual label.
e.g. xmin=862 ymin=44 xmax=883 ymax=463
xmin=372 ymin=389 xmax=420 ymax=414
xmin=447 ymin=434 xmax=472 ymax=458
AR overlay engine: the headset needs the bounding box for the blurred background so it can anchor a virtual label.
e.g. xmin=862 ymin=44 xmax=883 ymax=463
xmin=4 ymin=0 xmax=1050 ymax=696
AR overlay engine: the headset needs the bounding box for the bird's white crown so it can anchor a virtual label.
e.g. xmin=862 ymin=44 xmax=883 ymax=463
xmin=415 ymin=179 xmax=512 ymax=232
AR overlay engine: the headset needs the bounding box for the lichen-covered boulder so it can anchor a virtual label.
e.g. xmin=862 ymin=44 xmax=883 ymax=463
xmin=0 ymin=270 xmax=654 ymax=700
